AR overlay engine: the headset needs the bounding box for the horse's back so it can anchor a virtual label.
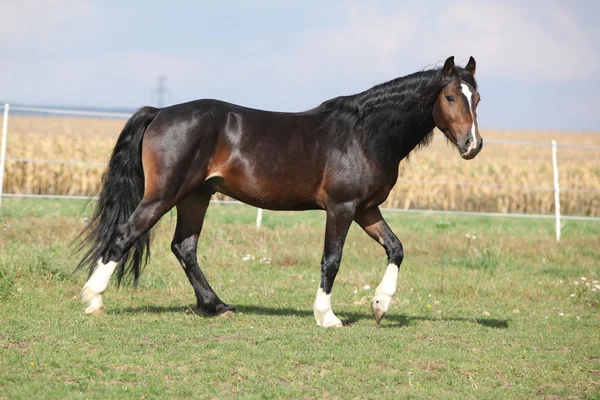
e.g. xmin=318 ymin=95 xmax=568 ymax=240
xmin=142 ymin=99 xmax=331 ymax=210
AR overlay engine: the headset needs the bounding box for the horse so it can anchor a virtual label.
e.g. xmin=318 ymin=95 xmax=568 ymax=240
xmin=77 ymin=56 xmax=482 ymax=327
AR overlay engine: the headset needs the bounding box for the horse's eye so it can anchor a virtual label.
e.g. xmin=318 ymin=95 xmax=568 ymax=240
xmin=446 ymin=96 xmax=455 ymax=102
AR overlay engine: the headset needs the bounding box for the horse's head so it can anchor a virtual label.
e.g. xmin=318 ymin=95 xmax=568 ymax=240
xmin=433 ymin=56 xmax=482 ymax=160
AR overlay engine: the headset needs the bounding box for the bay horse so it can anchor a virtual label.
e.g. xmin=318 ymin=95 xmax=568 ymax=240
xmin=77 ymin=56 xmax=482 ymax=327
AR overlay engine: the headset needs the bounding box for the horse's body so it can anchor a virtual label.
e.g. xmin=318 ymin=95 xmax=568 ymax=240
xmin=146 ymin=99 xmax=396 ymax=212
xmin=77 ymin=56 xmax=482 ymax=327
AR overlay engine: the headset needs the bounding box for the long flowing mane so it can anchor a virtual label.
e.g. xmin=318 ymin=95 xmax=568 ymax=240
xmin=316 ymin=65 xmax=477 ymax=163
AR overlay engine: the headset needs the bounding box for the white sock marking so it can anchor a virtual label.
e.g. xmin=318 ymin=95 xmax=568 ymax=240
xmin=313 ymin=287 xmax=343 ymax=328
xmin=372 ymin=263 xmax=399 ymax=314
xmin=81 ymin=260 xmax=117 ymax=314
xmin=460 ymin=83 xmax=477 ymax=152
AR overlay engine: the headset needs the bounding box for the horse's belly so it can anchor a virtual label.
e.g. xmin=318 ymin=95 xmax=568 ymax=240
xmin=207 ymin=175 xmax=323 ymax=211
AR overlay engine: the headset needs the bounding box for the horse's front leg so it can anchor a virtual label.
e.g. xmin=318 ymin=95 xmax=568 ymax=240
xmin=313 ymin=203 xmax=355 ymax=328
xmin=355 ymin=207 xmax=404 ymax=325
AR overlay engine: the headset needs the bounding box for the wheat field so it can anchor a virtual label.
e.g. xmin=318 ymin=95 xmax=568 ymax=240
xmin=3 ymin=115 xmax=600 ymax=216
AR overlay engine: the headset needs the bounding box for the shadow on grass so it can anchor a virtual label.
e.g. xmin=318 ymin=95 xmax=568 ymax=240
xmin=114 ymin=303 xmax=509 ymax=329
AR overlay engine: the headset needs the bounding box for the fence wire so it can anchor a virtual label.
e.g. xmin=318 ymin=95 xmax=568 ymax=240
xmin=2 ymin=104 xmax=600 ymax=222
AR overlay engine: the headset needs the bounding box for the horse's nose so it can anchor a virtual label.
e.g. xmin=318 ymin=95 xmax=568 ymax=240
xmin=460 ymin=137 xmax=482 ymax=160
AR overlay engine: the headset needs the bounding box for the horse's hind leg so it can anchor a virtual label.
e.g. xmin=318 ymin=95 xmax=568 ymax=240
xmin=171 ymin=191 xmax=235 ymax=316
xmin=82 ymin=197 xmax=172 ymax=314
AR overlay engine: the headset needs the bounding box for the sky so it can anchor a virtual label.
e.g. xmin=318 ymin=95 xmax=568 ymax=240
xmin=1 ymin=0 xmax=599 ymax=132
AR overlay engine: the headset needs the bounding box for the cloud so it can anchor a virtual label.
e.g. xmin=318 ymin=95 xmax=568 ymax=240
xmin=0 ymin=0 xmax=95 ymax=52
xmin=296 ymin=3 xmax=418 ymax=77
xmin=419 ymin=0 xmax=600 ymax=80
xmin=1 ymin=0 xmax=598 ymax=132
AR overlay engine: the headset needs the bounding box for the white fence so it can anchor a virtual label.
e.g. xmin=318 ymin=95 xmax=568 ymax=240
xmin=1 ymin=103 xmax=600 ymax=241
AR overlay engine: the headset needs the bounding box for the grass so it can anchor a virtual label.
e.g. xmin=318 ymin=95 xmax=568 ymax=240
xmin=1 ymin=198 xmax=599 ymax=399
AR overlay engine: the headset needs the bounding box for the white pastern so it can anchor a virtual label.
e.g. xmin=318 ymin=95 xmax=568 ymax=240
xmin=371 ymin=263 xmax=399 ymax=322
xmin=81 ymin=260 xmax=117 ymax=314
xmin=313 ymin=287 xmax=343 ymax=328
xmin=460 ymin=84 xmax=477 ymax=152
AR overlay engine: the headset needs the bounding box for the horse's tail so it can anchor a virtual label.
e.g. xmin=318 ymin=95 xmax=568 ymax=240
xmin=75 ymin=106 xmax=160 ymax=286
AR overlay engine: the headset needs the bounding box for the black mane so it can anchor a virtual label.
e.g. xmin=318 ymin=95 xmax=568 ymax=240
xmin=316 ymin=65 xmax=477 ymax=165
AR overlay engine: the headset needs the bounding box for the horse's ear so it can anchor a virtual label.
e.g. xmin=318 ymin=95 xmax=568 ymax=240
xmin=442 ymin=56 xmax=455 ymax=78
xmin=465 ymin=56 xmax=476 ymax=75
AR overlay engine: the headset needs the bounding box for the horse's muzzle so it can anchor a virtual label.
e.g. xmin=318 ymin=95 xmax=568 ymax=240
xmin=460 ymin=138 xmax=483 ymax=160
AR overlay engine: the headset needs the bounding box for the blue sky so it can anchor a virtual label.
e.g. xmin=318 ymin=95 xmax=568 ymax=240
xmin=1 ymin=0 xmax=599 ymax=131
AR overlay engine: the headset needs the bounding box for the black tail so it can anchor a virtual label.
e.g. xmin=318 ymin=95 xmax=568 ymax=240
xmin=76 ymin=106 xmax=160 ymax=285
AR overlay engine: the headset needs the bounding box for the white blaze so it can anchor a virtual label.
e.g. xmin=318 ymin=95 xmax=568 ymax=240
xmin=460 ymin=83 xmax=477 ymax=152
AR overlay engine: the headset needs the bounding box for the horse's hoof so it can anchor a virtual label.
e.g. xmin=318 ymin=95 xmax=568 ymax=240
xmin=324 ymin=320 xmax=344 ymax=328
xmin=198 ymin=303 xmax=236 ymax=318
xmin=371 ymin=300 xmax=386 ymax=326
xmin=317 ymin=314 xmax=344 ymax=328
xmin=85 ymin=305 xmax=105 ymax=315
xmin=219 ymin=310 xmax=236 ymax=320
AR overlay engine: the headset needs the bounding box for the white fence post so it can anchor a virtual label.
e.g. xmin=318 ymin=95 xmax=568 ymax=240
xmin=256 ymin=208 xmax=263 ymax=229
xmin=0 ymin=104 xmax=9 ymax=209
xmin=551 ymin=140 xmax=561 ymax=242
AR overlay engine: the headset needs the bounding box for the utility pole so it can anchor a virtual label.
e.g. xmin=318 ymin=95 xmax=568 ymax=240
xmin=152 ymin=76 xmax=170 ymax=108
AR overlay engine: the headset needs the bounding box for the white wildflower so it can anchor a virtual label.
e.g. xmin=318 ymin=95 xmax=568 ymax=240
xmin=362 ymin=285 xmax=371 ymax=290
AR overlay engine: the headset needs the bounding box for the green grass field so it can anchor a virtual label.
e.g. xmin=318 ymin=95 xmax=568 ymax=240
xmin=1 ymin=198 xmax=599 ymax=399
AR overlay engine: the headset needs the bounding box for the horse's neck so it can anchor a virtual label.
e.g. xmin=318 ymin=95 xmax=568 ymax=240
xmin=374 ymin=114 xmax=436 ymax=167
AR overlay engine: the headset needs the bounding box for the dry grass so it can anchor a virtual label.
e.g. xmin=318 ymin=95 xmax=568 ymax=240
xmin=3 ymin=115 xmax=600 ymax=216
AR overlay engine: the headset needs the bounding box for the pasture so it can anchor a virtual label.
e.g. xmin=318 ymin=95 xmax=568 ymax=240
xmin=1 ymin=198 xmax=599 ymax=399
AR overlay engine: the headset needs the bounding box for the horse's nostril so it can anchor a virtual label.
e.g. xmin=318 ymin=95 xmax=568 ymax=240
xmin=464 ymin=138 xmax=473 ymax=150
